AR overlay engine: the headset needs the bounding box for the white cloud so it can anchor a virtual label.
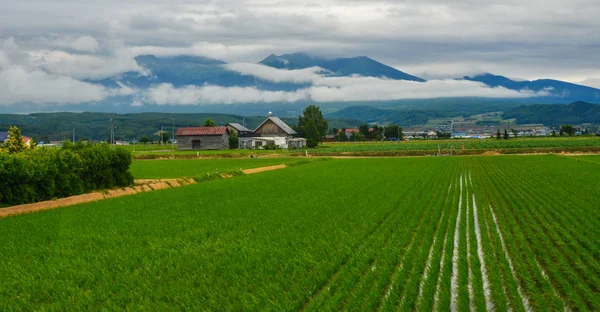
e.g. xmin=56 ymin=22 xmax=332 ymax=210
xmin=224 ymin=63 xmax=326 ymax=83
xmin=146 ymin=83 xmax=309 ymax=105
xmin=578 ymin=78 xmax=600 ymax=89
xmin=49 ymin=36 xmax=100 ymax=53
xmin=27 ymin=49 xmax=146 ymax=80
xmin=142 ymin=73 xmax=549 ymax=106
xmin=0 ymin=66 xmax=107 ymax=105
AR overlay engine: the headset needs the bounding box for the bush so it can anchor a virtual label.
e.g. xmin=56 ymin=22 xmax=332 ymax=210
xmin=0 ymin=143 xmax=133 ymax=205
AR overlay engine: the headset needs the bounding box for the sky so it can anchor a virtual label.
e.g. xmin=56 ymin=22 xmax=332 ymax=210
xmin=0 ymin=0 xmax=599 ymax=107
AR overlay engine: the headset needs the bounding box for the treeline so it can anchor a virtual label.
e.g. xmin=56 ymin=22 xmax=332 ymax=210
xmin=0 ymin=142 xmax=133 ymax=205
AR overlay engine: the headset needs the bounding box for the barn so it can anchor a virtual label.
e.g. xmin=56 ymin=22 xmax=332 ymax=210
xmin=176 ymin=126 xmax=230 ymax=150
xmin=238 ymin=114 xmax=306 ymax=149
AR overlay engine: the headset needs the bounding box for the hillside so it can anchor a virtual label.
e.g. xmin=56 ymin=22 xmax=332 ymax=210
xmin=503 ymin=101 xmax=600 ymax=125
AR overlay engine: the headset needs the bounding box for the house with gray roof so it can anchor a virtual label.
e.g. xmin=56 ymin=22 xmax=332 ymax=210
xmin=239 ymin=113 xmax=306 ymax=149
xmin=0 ymin=130 xmax=8 ymax=145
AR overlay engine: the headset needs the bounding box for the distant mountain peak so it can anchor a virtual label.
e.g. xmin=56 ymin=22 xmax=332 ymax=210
xmin=259 ymin=52 xmax=425 ymax=82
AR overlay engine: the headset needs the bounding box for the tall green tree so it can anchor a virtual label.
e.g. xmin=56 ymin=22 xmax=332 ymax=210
xmin=204 ymin=118 xmax=216 ymax=127
xmin=359 ymin=124 xmax=370 ymax=140
xmin=560 ymin=124 xmax=575 ymax=136
xmin=336 ymin=129 xmax=347 ymax=142
xmin=140 ymin=136 xmax=150 ymax=144
xmin=384 ymin=124 xmax=403 ymax=140
xmin=503 ymin=129 xmax=509 ymax=140
xmin=229 ymin=131 xmax=239 ymax=149
xmin=161 ymin=132 xmax=170 ymax=144
xmin=6 ymin=126 xmax=27 ymax=153
xmin=297 ymin=105 xmax=328 ymax=148
xmin=496 ymin=129 xmax=501 ymax=140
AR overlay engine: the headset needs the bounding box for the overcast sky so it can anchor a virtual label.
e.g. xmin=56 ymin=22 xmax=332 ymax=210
xmin=0 ymin=0 xmax=599 ymax=106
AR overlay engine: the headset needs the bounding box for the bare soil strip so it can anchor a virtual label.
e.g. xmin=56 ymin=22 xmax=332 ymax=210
xmin=470 ymin=183 xmax=494 ymax=311
xmin=450 ymin=174 xmax=463 ymax=312
xmin=242 ymin=164 xmax=286 ymax=174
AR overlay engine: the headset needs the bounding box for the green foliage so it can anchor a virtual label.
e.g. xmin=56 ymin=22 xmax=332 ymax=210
xmin=297 ymin=104 xmax=328 ymax=148
xmin=140 ymin=136 xmax=150 ymax=144
xmin=6 ymin=126 xmax=27 ymax=154
xmin=229 ymin=131 xmax=239 ymax=149
xmin=560 ymin=124 xmax=576 ymax=136
xmin=503 ymin=129 xmax=509 ymax=140
xmin=262 ymin=142 xmax=280 ymax=150
xmin=496 ymin=129 xmax=501 ymax=140
xmin=336 ymin=129 xmax=348 ymax=142
xmin=203 ymin=118 xmax=217 ymax=127
xmin=384 ymin=124 xmax=403 ymax=140
xmin=161 ymin=132 xmax=170 ymax=144
xmin=0 ymin=144 xmax=133 ymax=205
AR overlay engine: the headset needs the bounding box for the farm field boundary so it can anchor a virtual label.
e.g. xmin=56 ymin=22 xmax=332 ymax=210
xmin=1 ymin=162 xmax=294 ymax=218
xmin=0 ymin=178 xmax=196 ymax=218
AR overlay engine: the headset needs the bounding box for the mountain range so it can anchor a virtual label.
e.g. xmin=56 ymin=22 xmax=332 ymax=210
xmin=91 ymin=52 xmax=599 ymax=105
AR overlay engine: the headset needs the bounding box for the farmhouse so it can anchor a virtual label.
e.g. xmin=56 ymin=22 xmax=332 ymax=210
xmin=176 ymin=126 xmax=230 ymax=150
xmin=239 ymin=114 xmax=306 ymax=149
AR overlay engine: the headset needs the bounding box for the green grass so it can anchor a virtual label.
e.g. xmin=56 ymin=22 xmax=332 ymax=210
xmin=0 ymin=156 xmax=598 ymax=310
xmin=130 ymin=158 xmax=315 ymax=179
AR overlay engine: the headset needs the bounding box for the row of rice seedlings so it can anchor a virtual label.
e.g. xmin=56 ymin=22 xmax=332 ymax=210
xmin=465 ymin=172 xmax=489 ymax=312
xmin=494 ymin=160 xmax=600 ymax=292
xmin=493 ymin=158 xmax=600 ymax=266
xmin=303 ymin=159 xmax=451 ymax=310
xmin=469 ymin=166 xmax=512 ymax=311
xmin=474 ymin=159 xmax=578 ymax=310
xmin=347 ymin=161 xmax=459 ymax=311
xmin=432 ymin=173 xmax=461 ymax=312
xmin=315 ymin=168 xmax=439 ymax=310
xmin=450 ymin=173 xmax=465 ymax=312
xmin=394 ymin=168 xmax=460 ymax=311
xmin=414 ymin=175 xmax=459 ymax=311
xmin=457 ymin=173 xmax=472 ymax=311
xmin=377 ymin=166 xmax=456 ymax=311
xmin=487 ymin=160 xmax=597 ymax=309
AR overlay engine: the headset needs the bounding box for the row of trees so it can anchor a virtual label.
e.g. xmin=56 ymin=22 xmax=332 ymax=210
xmin=495 ymin=124 xmax=580 ymax=140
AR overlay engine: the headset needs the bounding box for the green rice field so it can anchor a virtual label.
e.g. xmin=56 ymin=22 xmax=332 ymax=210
xmin=0 ymin=155 xmax=598 ymax=310
xmin=130 ymin=158 xmax=314 ymax=179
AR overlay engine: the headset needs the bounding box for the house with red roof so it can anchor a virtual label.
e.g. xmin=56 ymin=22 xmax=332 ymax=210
xmin=175 ymin=126 xmax=230 ymax=150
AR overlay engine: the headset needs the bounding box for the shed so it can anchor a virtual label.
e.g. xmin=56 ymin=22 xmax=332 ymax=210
xmin=227 ymin=123 xmax=252 ymax=137
xmin=176 ymin=126 xmax=230 ymax=150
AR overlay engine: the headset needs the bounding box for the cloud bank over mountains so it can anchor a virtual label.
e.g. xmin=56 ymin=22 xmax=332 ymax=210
xmin=0 ymin=0 xmax=598 ymax=108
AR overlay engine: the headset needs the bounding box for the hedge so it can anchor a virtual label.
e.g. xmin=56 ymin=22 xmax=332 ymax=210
xmin=0 ymin=143 xmax=133 ymax=205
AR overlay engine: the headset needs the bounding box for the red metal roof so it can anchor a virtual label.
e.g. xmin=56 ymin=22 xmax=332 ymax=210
xmin=176 ymin=126 xmax=228 ymax=136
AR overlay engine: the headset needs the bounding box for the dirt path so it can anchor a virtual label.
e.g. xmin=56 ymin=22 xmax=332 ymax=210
xmin=242 ymin=164 xmax=287 ymax=174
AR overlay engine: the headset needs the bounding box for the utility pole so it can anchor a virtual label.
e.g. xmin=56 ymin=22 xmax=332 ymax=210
xmin=171 ymin=117 xmax=175 ymax=150
xmin=72 ymin=128 xmax=75 ymax=143
xmin=161 ymin=125 xmax=164 ymax=146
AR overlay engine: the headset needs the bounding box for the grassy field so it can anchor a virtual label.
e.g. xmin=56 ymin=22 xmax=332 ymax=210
xmin=130 ymin=158 xmax=314 ymax=179
xmin=0 ymin=156 xmax=598 ymax=310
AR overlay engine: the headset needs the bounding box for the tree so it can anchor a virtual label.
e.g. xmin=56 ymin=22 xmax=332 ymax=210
xmin=140 ymin=136 xmax=150 ymax=144
xmin=229 ymin=131 xmax=239 ymax=149
xmin=331 ymin=128 xmax=339 ymax=135
xmin=552 ymin=129 xmax=557 ymax=137
xmin=297 ymin=105 xmax=328 ymax=148
xmin=384 ymin=124 xmax=403 ymax=140
xmin=336 ymin=129 xmax=348 ymax=142
xmin=503 ymin=129 xmax=509 ymax=140
xmin=560 ymin=124 xmax=575 ymax=137
xmin=350 ymin=131 xmax=365 ymax=141
xmin=161 ymin=132 xmax=170 ymax=144
xmin=358 ymin=124 xmax=370 ymax=140
xmin=204 ymin=118 xmax=216 ymax=127
xmin=496 ymin=129 xmax=501 ymax=140
xmin=510 ymin=128 xmax=519 ymax=139
xmin=6 ymin=126 xmax=27 ymax=153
